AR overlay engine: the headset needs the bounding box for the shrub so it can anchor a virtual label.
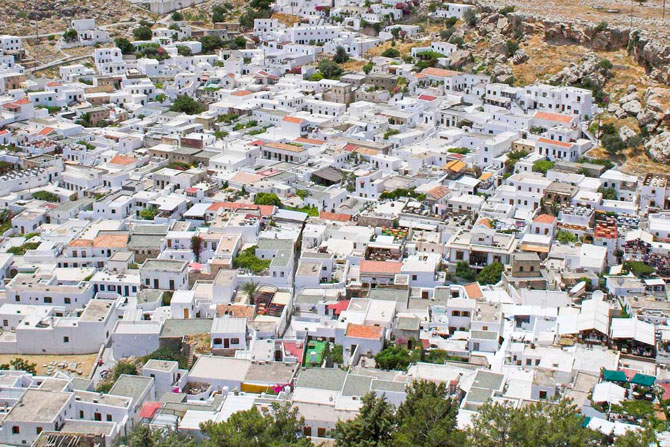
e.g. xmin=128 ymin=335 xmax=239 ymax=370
xmin=463 ymin=8 xmax=477 ymax=26
xmin=506 ymin=39 xmax=519 ymax=55
xmin=455 ymin=261 xmax=476 ymax=281
xmin=254 ymin=192 xmax=282 ymax=206
xmin=602 ymin=134 xmax=625 ymax=155
xmin=232 ymin=246 xmax=271 ymax=274
xmin=334 ymin=46 xmax=349 ymax=63
xmin=32 ymin=191 xmax=59 ymax=202
xmin=318 ymin=59 xmax=343 ymax=79
xmin=63 ymin=29 xmax=78 ymax=43
xmin=133 ymin=26 xmax=153 ymax=41
xmin=477 ymin=262 xmax=504 ymax=285
xmin=532 ymin=160 xmax=555 ymax=174
xmin=170 ymin=95 xmax=206 ymax=115
xmin=598 ymin=58 xmax=613 ymax=70
xmin=381 ymin=47 xmax=400 ymax=58
xmin=556 ymin=230 xmax=578 ymax=244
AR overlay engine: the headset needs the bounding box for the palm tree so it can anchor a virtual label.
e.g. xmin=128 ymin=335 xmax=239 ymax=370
xmin=241 ymin=281 xmax=259 ymax=305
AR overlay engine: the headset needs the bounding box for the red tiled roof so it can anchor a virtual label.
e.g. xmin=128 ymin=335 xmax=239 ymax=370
xmin=38 ymin=127 xmax=54 ymax=136
xmin=319 ymin=211 xmax=351 ymax=222
xmin=421 ymin=67 xmax=459 ymax=78
xmin=418 ymin=94 xmax=437 ymax=101
xmin=231 ymin=90 xmax=252 ymax=96
xmin=464 ymin=282 xmax=484 ymax=300
xmin=207 ymin=201 xmax=275 ymax=217
xmin=537 ymin=137 xmax=573 ymax=148
xmin=427 ymin=185 xmax=449 ymax=200
xmin=283 ymin=116 xmax=304 ymax=124
xmin=295 ymin=137 xmax=325 ymax=145
xmin=534 ymin=111 xmax=574 ymax=124
xmin=534 ymin=214 xmax=556 ymax=224
xmin=360 ymin=260 xmax=402 ymax=275
xmin=346 ymin=323 xmax=382 ymax=339
xmin=109 ymin=154 xmax=135 ymax=165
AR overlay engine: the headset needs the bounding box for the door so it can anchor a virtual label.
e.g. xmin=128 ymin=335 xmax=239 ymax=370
xmin=224 ymin=338 xmax=230 ymax=348
xmin=183 ymin=309 xmax=189 ymax=319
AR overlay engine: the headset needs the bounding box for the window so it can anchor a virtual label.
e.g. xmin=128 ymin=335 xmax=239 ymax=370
xmin=106 ymin=414 xmax=112 ymax=422
xmin=539 ymin=390 xmax=547 ymax=399
xmin=213 ymin=338 xmax=222 ymax=345
xmin=11 ymin=426 xmax=19 ymax=434
xmin=44 ymin=297 xmax=52 ymax=304
xmin=231 ymin=338 xmax=240 ymax=345
xmin=64 ymin=298 xmax=71 ymax=304
xmin=63 ymin=336 xmax=69 ymax=343
xmin=36 ymin=427 xmax=42 ymax=435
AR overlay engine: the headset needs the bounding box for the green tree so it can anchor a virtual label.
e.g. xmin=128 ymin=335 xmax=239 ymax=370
xmin=318 ymin=59 xmax=343 ymax=79
xmin=170 ymin=95 xmax=206 ymax=115
xmin=603 ymin=134 xmax=625 ymax=155
xmin=335 ymin=393 xmax=395 ymax=447
xmin=363 ymin=62 xmax=373 ymax=74
xmin=598 ymin=187 xmax=617 ymax=200
xmin=455 ymin=261 xmax=476 ymax=281
xmin=113 ymin=361 xmax=138 ymax=381
xmin=115 ymin=37 xmax=135 ymax=54
xmin=124 ymin=424 xmax=197 ymax=447
xmin=463 ymin=8 xmax=477 ymax=26
xmin=0 ymin=358 xmax=37 ymax=375
xmin=381 ymin=47 xmax=401 ymax=58
xmin=200 ymin=35 xmax=226 ymax=53
xmin=171 ymin=11 xmax=184 ymax=21
xmin=133 ymin=26 xmax=153 ymax=41
xmin=177 ymin=45 xmax=193 ymax=56
xmin=468 ymin=399 xmax=602 ymax=447
xmin=614 ymin=424 xmax=656 ymax=447
xmin=254 ymin=192 xmax=282 ymax=206
xmin=334 ymin=46 xmax=350 ymax=63
xmin=394 ymin=381 xmax=464 ymax=447
xmin=241 ymin=280 xmax=259 ymax=305
xmin=63 ymin=29 xmax=78 ymax=43
xmin=201 ymin=402 xmax=312 ymax=447
xmin=556 ymin=230 xmax=578 ymax=244
xmin=212 ymin=4 xmax=227 ymax=22
xmin=476 ymin=262 xmax=504 ymax=285
xmin=532 ymin=160 xmax=555 ymax=174
xmin=191 ymin=235 xmax=203 ymax=262
xmin=374 ymin=344 xmax=410 ymax=370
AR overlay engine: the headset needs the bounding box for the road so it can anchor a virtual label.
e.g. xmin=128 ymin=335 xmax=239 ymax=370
xmin=27 ymin=54 xmax=93 ymax=74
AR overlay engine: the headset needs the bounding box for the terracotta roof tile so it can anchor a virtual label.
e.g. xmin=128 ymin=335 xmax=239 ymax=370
xmin=346 ymin=323 xmax=382 ymax=339
xmin=360 ymin=260 xmax=402 ymax=275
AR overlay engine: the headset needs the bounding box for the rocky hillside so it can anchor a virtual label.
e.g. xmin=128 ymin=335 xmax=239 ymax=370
xmin=0 ymin=0 xmax=155 ymax=36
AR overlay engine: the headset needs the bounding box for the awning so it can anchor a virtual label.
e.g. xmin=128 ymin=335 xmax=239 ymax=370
xmin=592 ymin=382 xmax=626 ymax=405
xmin=312 ymin=166 xmax=342 ymax=183
xmin=138 ymin=401 xmax=162 ymax=419
xmin=630 ymin=373 xmax=656 ymax=387
xmin=602 ymin=369 xmax=627 ymax=383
